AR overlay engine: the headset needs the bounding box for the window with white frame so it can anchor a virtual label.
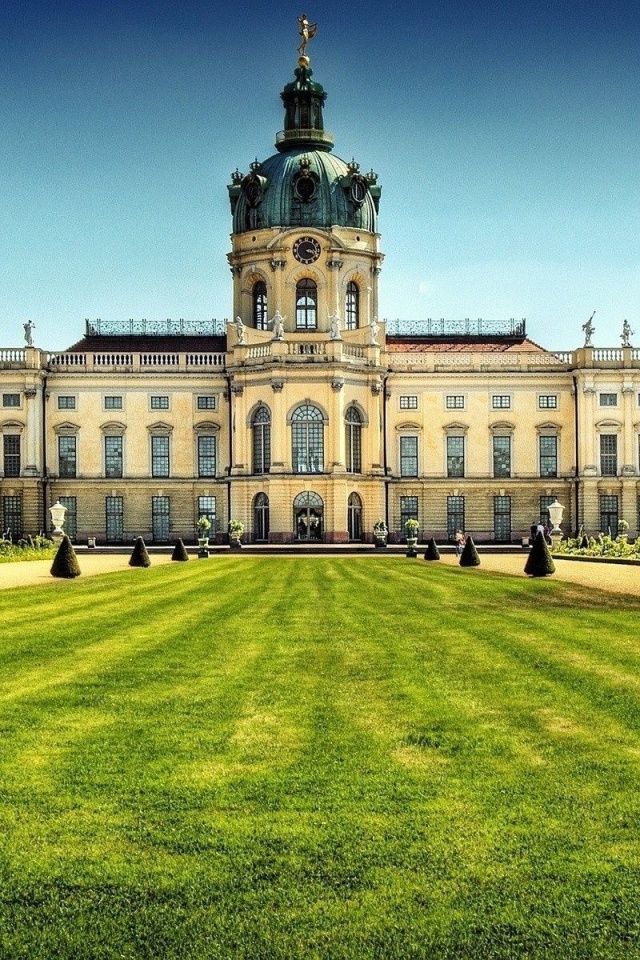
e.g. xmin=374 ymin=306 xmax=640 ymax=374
xmin=57 ymin=396 xmax=76 ymax=410
xmin=3 ymin=435 xmax=21 ymax=478
xmin=538 ymin=395 xmax=557 ymax=409
xmin=599 ymin=393 xmax=618 ymax=407
xmin=446 ymin=395 xmax=465 ymax=410
xmin=58 ymin=435 xmax=77 ymax=478
xmin=197 ymin=435 xmax=216 ymax=477
xmin=539 ymin=435 xmax=558 ymax=478
xmin=399 ymin=435 xmax=418 ymax=477
xmin=399 ymin=396 xmax=418 ymax=410
xmin=150 ymin=396 xmax=169 ymax=411
xmin=493 ymin=435 xmax=511 ymax=477
xmin=600 ymin=434 xmax=617 ymax=475
xmin=446 ymin=435 xmax=464 ymax=478
xmin=151 ymin=435 xmax=170 ymax=477
xmin=2 ymin=394 xmax=20 ymax=408
xmin=197 ymin=395 xmax=217 ymax=411
xmin=492 ymin=395 xmax=511 ymax=409
xmin=104 ymin=396 xmax=123 ymax=410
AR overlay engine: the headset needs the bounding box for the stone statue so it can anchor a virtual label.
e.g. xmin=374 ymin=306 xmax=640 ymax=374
xmin=582 ymin=311 xmax=595 ymax=347
xmin=234 ymin=316 xmax=246 ymax=345
xmin=297 ymin=14 xmax=317 ymax=58
xmin=269 ymin=311 xmax=285 ymax=340
xmin=23 ymin=320 xmax=35 ymax=347
xmin=328 ymin=310 xmax=342 ymax=341
xmin=369 ymin=317 xmax=380 ymax=346
xmin=621 ymin=320 xmax=634 ymax=348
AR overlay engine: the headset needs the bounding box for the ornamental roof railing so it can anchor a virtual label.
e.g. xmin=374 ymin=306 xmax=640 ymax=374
xmin=85 ymin=318 xmax=226 ymax=337
xmin=385 ymin=318 xmax=526 ymax=339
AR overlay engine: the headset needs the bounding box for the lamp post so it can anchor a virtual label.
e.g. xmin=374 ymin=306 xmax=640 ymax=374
xmin=49 ymin=500 xmax=67 ymax=543
xmin=547 ymin=499 xmax=564 ymax=549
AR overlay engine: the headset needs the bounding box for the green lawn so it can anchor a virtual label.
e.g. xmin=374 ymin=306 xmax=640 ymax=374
xmin=0 ymin=557 xmax=639 ymax=959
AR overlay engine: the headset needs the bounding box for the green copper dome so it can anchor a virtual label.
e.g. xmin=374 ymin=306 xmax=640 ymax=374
xmin=228 ymin=61 xmax=381 ymax=235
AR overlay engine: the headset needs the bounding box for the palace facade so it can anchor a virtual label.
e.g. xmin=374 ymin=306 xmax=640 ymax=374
xmin=1 ymin=42 xmax=639 ymax=545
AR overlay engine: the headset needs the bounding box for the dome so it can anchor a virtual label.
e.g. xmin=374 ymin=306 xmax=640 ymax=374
xmin=228 ymin=60 xmax=381 ymax=235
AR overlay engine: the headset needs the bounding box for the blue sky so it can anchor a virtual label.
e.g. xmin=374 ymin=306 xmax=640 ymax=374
xmin=1 ymin=0 xmax=638 ymax=351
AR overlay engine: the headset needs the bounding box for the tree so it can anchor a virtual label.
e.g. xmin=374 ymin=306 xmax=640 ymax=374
xmin=171 ymin=538 xmax=189 ymax=562
xmin=423 ymin=537 xmax=440 ymax=561
xmin=524 ymin=531 xmax=556 ymax=577
xmin=129 ymin=537 xmax=151 ymax=568
xmin=50 ymin=535 xmax=81 ymax=579
xmin=459 ymin=535 xmax=480 ymax=567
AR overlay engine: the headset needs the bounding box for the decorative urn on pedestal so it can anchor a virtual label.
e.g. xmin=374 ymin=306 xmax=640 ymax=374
xmin=405 ymin=518 xmax=419 ymax=558
xmin=49 ymin=500 xmax=67 ymax=544
xmin=547 ymin=499 xmax=564 ymax=550
xmin=196 ymin=515 xmax=211 ymax=558
xmin=373 ymin=519 xmax=388 ymax=549
xmin=228 ymin=519 xmax=244 ymax=548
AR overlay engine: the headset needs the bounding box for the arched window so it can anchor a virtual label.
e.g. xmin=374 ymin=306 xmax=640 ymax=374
xmin=348 ymin=493 xmax=363 ymax=541
xmin=296 ymin=279 xmax=317 ymax=330
xmin=293 ymin=491 xmax=323 ymax=541
xmin=291 ymin=403 xmax=324 ymax=473
xmin=254 ymin=493 xmax=270 ymax=541
xmin=345 ymin=281 xmax=359 ymax=330
xmin=253 ymin=281 xmax=268 ymax=329
xmin=345 ymin=405 xmax=362 ymax=473
xmin=252 ymin=405 xmax=271 ymax=474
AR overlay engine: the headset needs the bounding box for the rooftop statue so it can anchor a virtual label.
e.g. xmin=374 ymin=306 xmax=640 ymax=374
xmin=23 ymin=320 xmax=35 ymax=347
xmin=582 ymin=311 xmax=595 ymax=347
xmin=621 ymin=320 xmax=634 ymax=347
xmin=297 ymin=14 xmax=317 ymax=59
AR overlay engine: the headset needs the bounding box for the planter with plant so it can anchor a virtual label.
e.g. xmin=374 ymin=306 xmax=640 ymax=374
xmin=228 ymin=519 xmax=244 ymax=548
xmin=196 ymin=515 xmax=211 ymax=547
xmin=405 ymin=518 xmax=419 ymax=557
xmin=373 ymin=519 xmax=388 ymax=548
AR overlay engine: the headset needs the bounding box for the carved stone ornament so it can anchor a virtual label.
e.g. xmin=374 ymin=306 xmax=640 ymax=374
xmin=331 ymin=378 xmax=344 ymax=391
xmin=271 ymin=379 xmax=284 ymax=392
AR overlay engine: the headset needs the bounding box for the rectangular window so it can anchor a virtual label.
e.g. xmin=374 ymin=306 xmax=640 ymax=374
xmin=492 ymin=395 xmax=511 ymax=409
xmin=600 ymin=435 xmax=617 ymax=476
xmin=446 ymin=395 xmax=465 ymax=410
xmin=197 ymin=395 xmax=217 ymax=410
xmin=399 ymin=436 xmax=418 ymax=477
xmin=447 ymin=495 xmax=465 ymax=539
xmin=150 ymin=395 xmax=169 ymax=410
xmin=399 ymin=396 xmax=418 ymax=410
xmin=399 ymin=496 xmax=418 ymax=538
xmin=446 ymin=435 xmax=464 ymax=478
xmin=494 ymin=495 xmax=512 ymax=542
xmin=599 ymin=393 xmax=618 ymax=407
xmin=151 ymin=436 xmax=170 ymax=477
xmin=197 ymin=496 xmax=217 ymax=535
xmin=152 ymin=496 xmax=170 ymax=542
xmin=539 ymin=435 xmax=558 ymax=478
xmin=57 ymin=396 xmax=76 ymax=410
xmin=58 ymin=435 xmax=77 ymax=478
xmin=2 ymin=394 xmax=20 ymax=408
xmin=59 ymin=496 xmax=77 ymax=541
xmin=104 ymin=396 xmax=123 ymax=410
xmin=538 ymin=395 xmax=557 ymax=409
xmin=105 ymin=496 xmax=124 ymax=543
xmin=3 ymin=436 xmax=20 ymax=478
xmin=197 ymin=436 xmax=216 ymax=477
xmin=539 ymin=495 xmax=556 ymax=526
xmin=600 ymin=495 xmax=619 ymax=535
xmin=105 ymin=436 xmax=123 ymax=478
xmin=493 ymin=436 xmax=511 ymax=478
xmin=2 ymin=495 xmax=23 ymax=538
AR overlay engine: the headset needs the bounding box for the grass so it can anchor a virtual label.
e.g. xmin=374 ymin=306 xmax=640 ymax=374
xmin=0 ymin=557 xmax=639 ymax=959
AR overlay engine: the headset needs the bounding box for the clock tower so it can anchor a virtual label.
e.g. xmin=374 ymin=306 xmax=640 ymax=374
xmin=227 ymin=29 xmax=383 ymax=336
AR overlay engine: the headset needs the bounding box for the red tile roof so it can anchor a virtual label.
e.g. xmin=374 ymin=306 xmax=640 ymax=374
xmin=386 ymin=337 xmax=548 ymax=354
xmin=63 ymin=335 xmax=228 ymax=353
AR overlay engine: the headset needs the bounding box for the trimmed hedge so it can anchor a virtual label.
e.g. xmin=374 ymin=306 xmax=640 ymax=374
xmin=171 ymin=538 xmax=189 ymax=562
xmin=525 ymin=531 xmax=556 ymax=577
xmin=50 ymin=536 xmax=81 ymax=579
xmin=129 ymin=537 xmax=151 ymax=568
xmin=459 ymin=536 xmax=481 ymax=567
xmin=424 ymin=537 xmax=440 ymax=561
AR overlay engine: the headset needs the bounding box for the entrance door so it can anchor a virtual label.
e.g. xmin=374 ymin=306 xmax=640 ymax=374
xmin=293 ymin=491 xmax=324 ymax=541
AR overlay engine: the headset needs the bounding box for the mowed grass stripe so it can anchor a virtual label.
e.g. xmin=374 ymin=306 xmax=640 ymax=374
xmin=0 ymin=557 xmax=638 ymax=959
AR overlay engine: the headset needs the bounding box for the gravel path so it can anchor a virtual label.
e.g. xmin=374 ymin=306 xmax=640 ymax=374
xmin=1 ymin=551 xmax=638 ymax=597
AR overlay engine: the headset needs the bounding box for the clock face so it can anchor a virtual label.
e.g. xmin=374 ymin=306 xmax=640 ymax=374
xmin=293 ymin=236 xmax=321 ymax=265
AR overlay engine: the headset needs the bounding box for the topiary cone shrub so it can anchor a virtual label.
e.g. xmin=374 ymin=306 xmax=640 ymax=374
xmin=459 ymin=535 xmax=480 ymax=567
xmin=50 ymin=535 xmax=81 ymax=579
xmin=524 ymin=531 xmax=556 ymax=577
xmin=171 ymin=538 xmax=189 ymax=562
xmin=129 ymin=537 xmax=151 ymax=568
xmin=424 ymin=537 xmax=440 ymax=561
xmin=580 ymin=535 xmax=589 ymax=549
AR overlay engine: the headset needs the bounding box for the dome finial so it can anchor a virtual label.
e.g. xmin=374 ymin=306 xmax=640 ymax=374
xmin=297 ymin=13 xmax=317 ymax=65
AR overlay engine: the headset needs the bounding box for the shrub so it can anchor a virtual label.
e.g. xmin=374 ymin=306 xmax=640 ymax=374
xmin=524 ymin=531 xmax=556 ymax=577
xmin=171 ymin=538 xmax=189 ymax=562
xmin=129 ymin=537 xmax=151 ymax=568
xmin=50 ymin=535 xmax=81 ymax=579
xmin=423 ymin=537 xmax=440 ymax=561
xmin=459 ymin=536 xmax=480 ymax=567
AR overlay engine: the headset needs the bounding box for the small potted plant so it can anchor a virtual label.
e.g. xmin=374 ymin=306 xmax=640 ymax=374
xmin=618 ymin=518 xmax=630 ymax=541
xmin=373 ymin=518 xmax=388 ymax=548
xmin=196 ymin=515 xmax=211 ymax=547
xmin=405 ymin=518 xmax=419 ymax=557
xmin=228 ymin=518 xmax=244 ymax=548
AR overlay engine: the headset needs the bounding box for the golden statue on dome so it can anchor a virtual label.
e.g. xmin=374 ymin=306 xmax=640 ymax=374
xmin=297 ymin=13 xmax=317 ymax=63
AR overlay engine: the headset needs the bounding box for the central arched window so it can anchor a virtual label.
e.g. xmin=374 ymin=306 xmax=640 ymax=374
xmin=296 ymin=278 xmax=317 ymax=330
xmin=293 ymin=491 xmax=323 ymax=541
xmin=253 ymin=281 xmax=268 ymax=329
xmin=252 ymin=405 xmax=271 ymax=474
xmin=345 ymin=281 xmax=359 ymax=330
xmin=254 ymin=493 xmax=270 ymax=541
xmin=348 ymin=492 xmax=363 ymax=541
xmin=292 ymin=403 xmax=324 ymax=473
xmin=345 ymin=405 xmax=362 ymax=473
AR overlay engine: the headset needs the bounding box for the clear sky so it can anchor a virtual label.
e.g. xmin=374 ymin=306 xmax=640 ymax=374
xmin=1 ymin=0 xmax=638 ymax=351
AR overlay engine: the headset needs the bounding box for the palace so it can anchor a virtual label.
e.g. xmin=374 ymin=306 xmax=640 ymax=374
xmin=1 ymin=36 xmax=638 ymax=546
